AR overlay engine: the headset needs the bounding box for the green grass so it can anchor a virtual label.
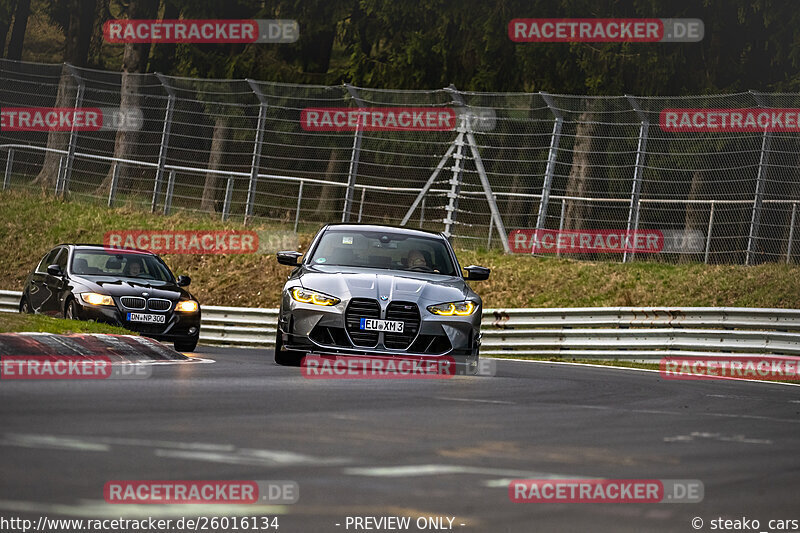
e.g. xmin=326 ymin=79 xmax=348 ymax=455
xmin=0 ymin=312 xmax=136 ymax=335
xmin=3 ymin=189 xmax=800 ymax=309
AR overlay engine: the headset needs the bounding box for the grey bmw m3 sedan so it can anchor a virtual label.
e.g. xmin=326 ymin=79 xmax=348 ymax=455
xmin=274 ymin=224 xmax=490 ymax=372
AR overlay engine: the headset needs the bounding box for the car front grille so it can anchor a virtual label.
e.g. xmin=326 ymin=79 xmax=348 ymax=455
xmin=345 ymin=298 xmax=380 ymax=347
xmin=384 ymin=302 xmax=420 ymax=349
xmin=148 ymin=298 xmax=172 ymax=312
xmin=120 ymin=296 xmax=146 ymax=310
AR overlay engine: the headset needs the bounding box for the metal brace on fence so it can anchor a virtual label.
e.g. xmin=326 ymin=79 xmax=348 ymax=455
xmin=624 ymin=95 xmax=650 ymax=263
xmin=152 ymin=73 xmax=176 ymax=213
xmin=245 ymin=79 xmax=268 ymax=225
xmin=746 ymin=91 xmax=771 ymax=266
xmin=534 ymin=92 xmax=563 ymax=254
xmin=56 ymin=64 xmax=84 ymax=197
xmin=342 ymin=84 xmax=364 ymax=223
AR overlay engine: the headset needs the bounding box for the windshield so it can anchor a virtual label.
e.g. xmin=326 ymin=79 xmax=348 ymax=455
xmin=309 ymin=230 xmax=457 ymax=276
xmin=71 ymin=250 xmax=174 ymax=282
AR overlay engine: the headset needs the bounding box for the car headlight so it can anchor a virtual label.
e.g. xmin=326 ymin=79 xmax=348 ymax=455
xmin=79 ymin=292 xmax=115 ymax=306
xmin=290 ymin=288 xmax=340 ymax=306
xmin=427 ymin=301 xmax=477 ymax=316
xmin=175 ymin=300 xmax=199 ymax=312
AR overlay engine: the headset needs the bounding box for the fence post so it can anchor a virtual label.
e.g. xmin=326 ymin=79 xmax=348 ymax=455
xmin=245 ymin=79 xmax=268 ymax=224
xmin=59 ymin=64 xmax=84 ymax=197
xmin=705 ymin=201 xmax=715 ymax=264
xmin=419 ymin=198 xmax=426 ymax=228
xmin=342 ymin=84 xmax=365 ymax=222
xmin=152 ymin=73 xmax=176 ymax=213
xmin=107 ymin=162 xmax=119 ymax=207
xmin=534 ymin=92 xmax=563 ymax=254
xmin=222 ymin=173 xmax=234 ymax=221
xmin=163 ymin=170 xmax=176 ymax=215
xmin=294 ymin=180 xmax=304 ymax=233
xmin=3 ymin=148 xmax=13 ymax=190
xmin=746 ymin=91 xmax=770 ymax=265
xmin=624 ymin=95 xmax=649 ymax=263
xmin=787 ymin=202 xmax=797 ymax=264
xmin=55 ymin=156 xmax=64 ymax=195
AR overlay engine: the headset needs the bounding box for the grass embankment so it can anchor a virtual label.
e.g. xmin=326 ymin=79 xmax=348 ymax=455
xmin=0 ymin=313 xmax=135 ymax=335
xmin=2 ymin=189 xmax=800 ymax=309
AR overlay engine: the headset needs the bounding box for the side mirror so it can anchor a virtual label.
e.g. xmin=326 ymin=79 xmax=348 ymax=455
xmin=177 ymin=275 xmax=191 ymax=287
xmin=47 ymin=264 xmax=64 ymax=277
xmin=464 ymin=265 xmax=490 ymax=281
xmin=277 ymin=251 xmax=303 ymax=267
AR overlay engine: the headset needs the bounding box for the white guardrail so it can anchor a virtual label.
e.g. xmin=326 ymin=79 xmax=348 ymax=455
xmin=3 ymin=290 xmax=800 ymax=360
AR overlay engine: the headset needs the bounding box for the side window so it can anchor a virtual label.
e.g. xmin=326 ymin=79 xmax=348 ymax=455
xmin=36 ymin=248 xmax=60 ymax=273
xmin=55 ymin=248 xmax=69 ymax=270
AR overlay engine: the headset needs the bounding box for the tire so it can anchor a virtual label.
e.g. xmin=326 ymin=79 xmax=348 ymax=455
xmin=64 ymin=298 xmax=79 ymax=320
xmin=19 ymin=296 xmax=33 ymax=314
xmin=174 ymin=338 xmax=198 ymax=352
xmin=274 ymin=329 xmax=303 ymax=366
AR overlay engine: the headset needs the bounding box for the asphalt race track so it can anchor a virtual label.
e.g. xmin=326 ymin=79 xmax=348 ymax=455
xmin=1 ymin=346 xmax=798 ymax=533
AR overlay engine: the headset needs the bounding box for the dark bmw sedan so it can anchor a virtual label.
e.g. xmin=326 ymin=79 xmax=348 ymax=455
xmin=19 ymin=244 xmax=201 ymax=351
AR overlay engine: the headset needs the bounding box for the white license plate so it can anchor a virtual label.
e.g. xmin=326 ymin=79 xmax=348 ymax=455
xmin=127 ymin=312 xmax=166 ymax=324
xmin=360 ymin=318 xmax=404 ymax=333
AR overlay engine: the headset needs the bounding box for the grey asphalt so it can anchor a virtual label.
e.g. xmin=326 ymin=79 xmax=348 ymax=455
xmin=0 ymin=346 xmax=798 ymax=533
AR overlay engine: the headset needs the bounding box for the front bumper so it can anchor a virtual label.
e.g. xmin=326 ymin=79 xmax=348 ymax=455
xmin=278 ymin=297 xmax=481 ymax=358
xmin=72 ymin=299 xmax=201 ymax=342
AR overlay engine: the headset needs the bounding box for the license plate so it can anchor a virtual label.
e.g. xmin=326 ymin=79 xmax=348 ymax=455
xmin=127 ymin=312 xmax=166 ymax=324
xmin=360 ymin=318 xmax=404 ymax=333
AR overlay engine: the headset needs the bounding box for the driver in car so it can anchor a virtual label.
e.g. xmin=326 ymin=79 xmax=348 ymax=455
xmin=407 ymin=250 xmax=429 ymax=269
xmin=125 ymin=258 xmax=144 ymax=277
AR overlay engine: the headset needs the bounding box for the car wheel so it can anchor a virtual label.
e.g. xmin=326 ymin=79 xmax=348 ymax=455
xmin=64 ymin=298 xmax=79 ymax=320
xmin=174 ymin=338 xmax=198 ymax=352
xmin=19 ymin=296 xmax=33 ymax=314
xmin=274 ymin=329 xmax=303 ymax=366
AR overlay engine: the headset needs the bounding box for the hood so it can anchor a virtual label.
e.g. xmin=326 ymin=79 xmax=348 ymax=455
xmin=74 ymin=276 xmax=190 ymax=300
xmin=296 ymin=266 xmax=475 ymax=305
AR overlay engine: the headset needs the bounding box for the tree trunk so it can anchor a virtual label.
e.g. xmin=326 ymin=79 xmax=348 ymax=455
xmin=200 ymin=114 xmax=230 ymax=212
xmin=0 ymin=0 xmax=16 ymax=58
xmin=564 ymin=109 xmax=597 ymax=230
xmin=6 ymin=0 xmax=30 ymax=60
xmin=315 ymin=148 xmax=341 ymax=216
xmin=148 ymin=0 xmax=180 ymax=73
xmin=33 ymin=0 xmax=95 ymax=189
xmin=96 ymin=0 xmax=157 ymax=195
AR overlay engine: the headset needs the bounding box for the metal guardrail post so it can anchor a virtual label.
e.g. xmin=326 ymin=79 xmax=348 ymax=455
xmin=419 ymin=198 xmax=425 ymax=228
xmin=245 ymin=79 xmax=268 ymax=224
xmin=55 ymin=156 xmax=64 ymax=195
xmin=357 ymin=188 xmax=366 ymax=223
xmin=59 ymin=64 xmax=84 ymax=197
xmin=152 ymin=73 xmax=176 ymax=213
xmin=107 ymin=162 xmax=119 ymax=207
xmin=705 ymin=201 xmax=715 ymax=264
xmin=3 ymin=148 xmax=13 ymax=190
xmin=746 ymin=91 xmax=770 ymax=266
xmin=534 ymin=92 xmax=563 ymax=254
xmin=163 ymin=170 xmax=176 ymax=215
xmin=342 ymin=84 xmax=365 ymax=223
xmin=787 ymin=202 xmax=797 ymax=264
xmin=624 ymin=96 xmax=649 ymax=263
xmin=294 ymin=180 xmax=303 ymax=233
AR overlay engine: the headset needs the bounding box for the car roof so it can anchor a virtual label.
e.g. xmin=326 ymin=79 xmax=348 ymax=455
xmin=321 ymin=223 xmax=446 ymax=240
xmin=57 ymin=244 xmax=156 ymax=255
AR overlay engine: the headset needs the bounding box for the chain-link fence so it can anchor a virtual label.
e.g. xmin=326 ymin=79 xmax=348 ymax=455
xmin=2 ymin=58 xmax=799 ymax=264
